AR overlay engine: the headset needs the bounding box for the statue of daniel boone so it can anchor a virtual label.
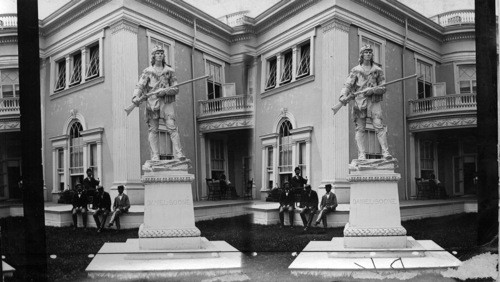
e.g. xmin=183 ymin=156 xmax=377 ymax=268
xmin=339 ymin=44 xmax=392 ymax=161
xmin=132 ymin=45 xmax=186 ymax=161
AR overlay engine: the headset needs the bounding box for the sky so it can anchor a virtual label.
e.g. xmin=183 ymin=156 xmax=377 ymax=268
xmin=0 ymin=0 xmax=476 ymax=20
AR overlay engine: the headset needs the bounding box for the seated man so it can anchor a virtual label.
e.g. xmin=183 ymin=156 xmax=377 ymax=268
xmin=72 ymin=184 xmax=88 ymax=229
xmin=108 ymin=185 xmax=130 ymax=230
xmin=315 ymin=184 xmax=338 ymax=228
xmin=92 ymin=185 xmax=111 ymax=232
xmin=278 ymin=182 xmax=295 ymax=228
xmin=298 ymin=185 xmax=318 ymax=231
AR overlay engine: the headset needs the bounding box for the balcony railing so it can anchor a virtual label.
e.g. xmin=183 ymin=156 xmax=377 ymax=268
xmin=199 ymin=95 xmax=253 ymax=117
xmin=429 ymin=10 xmax=475 ymax=27
xmin=0 ymin=14 xmax=17 ymax=29
xmin=408 ymin=93 xmax=476 ymax=116
xmin=0 ymin=97 xmax=20 ymax=115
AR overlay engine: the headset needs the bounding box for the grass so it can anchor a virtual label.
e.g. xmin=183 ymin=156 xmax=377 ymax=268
xmin=0 ymin=212 xmax=495 ymax=281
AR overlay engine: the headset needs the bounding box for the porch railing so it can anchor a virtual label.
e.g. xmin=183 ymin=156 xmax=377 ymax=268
xmin=199 ymin=95 xmax=253 ymax=117
xmin=0 ymin=14 xmax=17 ymax=28
xmin=408 ymin=93 xmax=476 ymax=116
xmin=429 ymin=10 xmax=475 ymax=27
xmin=0 ymin=97 xmax=20 ymax=115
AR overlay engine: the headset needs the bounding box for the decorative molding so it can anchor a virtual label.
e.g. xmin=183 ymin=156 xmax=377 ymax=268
xmin=0 ymin=36 xmax=17 ymax=45
xmin=198 ymin=117 xmax=253 ymax=132
xmin=139 ymin=226 xmax=201 ymax=238
xmin=344 ymin=223 xmax=407 ymax=237
xmin=0 ymin=120 xmax=20 ymax=131
xmin=142 ymin=175 xmax=195 ymax=183
xmin=110 ymin=19 xmax=139 ymax=35
xmin=322 ymin=17 xmax=351 ymax=34
xmin=443 ymin=31 xmax=475 ymax=42
xmin=41 ymin=0 xmax=112 ymax=37
xmin=347 ymin=174 xmax=401 ymax=182
xmin=408 ymin=116 xmax=477 ymax=131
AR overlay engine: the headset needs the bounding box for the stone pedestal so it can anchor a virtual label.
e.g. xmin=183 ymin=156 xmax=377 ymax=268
xmin=343 ymin=159 xmax=407 ymax=248
xmin=86 ymin=159 xmax=242 ymax=278
xmin=139 ymin=161 xmax=201 ymax=250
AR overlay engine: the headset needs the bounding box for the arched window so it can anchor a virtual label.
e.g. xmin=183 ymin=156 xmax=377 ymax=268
xmin=69 ymin=122 xmax=84 ymax=185
xmin=278 ymin=119 xmax=293 ymax=186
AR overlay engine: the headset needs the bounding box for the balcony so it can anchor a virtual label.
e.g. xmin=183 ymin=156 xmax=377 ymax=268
xmin=197 ymin=95 xmax=253 ymax=132
xmin=407 ymin=94 xmax=477 ymax=132
xmin=429 ymin=10 xmax=475 ymax=27
xmin=0 ymin=97 xmax=20 ymax=116
xmin=0 ymin=14 xmax=17 ymax=29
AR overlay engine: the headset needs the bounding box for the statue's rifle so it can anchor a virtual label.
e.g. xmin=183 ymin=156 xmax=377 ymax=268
xmin=331 ymin=74 xmax=418 ymax=116
xmin=124 ymin=75 xmax=211 ymax=116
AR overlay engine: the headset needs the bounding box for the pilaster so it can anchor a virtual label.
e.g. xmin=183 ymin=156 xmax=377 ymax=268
xmin=109 ymin=19 xmax=143 ymax=203
xmin=320 ymin=16 xmax=351 ymax=201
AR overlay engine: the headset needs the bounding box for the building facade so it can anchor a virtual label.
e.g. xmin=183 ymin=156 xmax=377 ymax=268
xmin=0 ymin=0 xmax=479 ymax=204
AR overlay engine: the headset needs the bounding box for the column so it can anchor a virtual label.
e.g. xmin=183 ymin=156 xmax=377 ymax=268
xmin=97 ymin=141 xmax=103 ymax=182
xmin=64 ymin=145 xmax=69 ymax=190
xmin=409 ymin=133 xmax=417 ymax=198
xmin=199 ymin=133 xmax=207 ymax=199
xmin=110 ymin=19 xmax=143 ymax=204
xmin=82 ymin=143 xmax=88 ymax=173
xmin=305 ymin=140 xmax=311 ymax=183
xmin=65 ymin=56 xmax=70 ymax=90
xmin=291 ymin=47 xmax=297 ymax=83
xmin=81 ymin=48 xmax=87 ymax=83
xmin=52 ymin=149 xmax=58 ymax=192
xmin=320 ymin=16 xmax=351 ymax=202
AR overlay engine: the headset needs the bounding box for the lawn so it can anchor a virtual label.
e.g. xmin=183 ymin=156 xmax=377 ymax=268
xmin=0 ymin=212 xmax=495 ymax=281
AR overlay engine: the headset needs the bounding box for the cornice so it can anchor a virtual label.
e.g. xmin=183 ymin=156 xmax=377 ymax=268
xmin=352 ymin=0 xmax=444 ymax=43
xmin=198 ymin=116 xmax=253 ymax=132
xmin=322 ymin=16 xmax=351 ymax=34
xmin=255 ymin=0 xmax=320 ymax=35
xmin=0 ymin=35 xmax=18 ymax=45
xmin=110 ymin=19 xmax=139 ymax=35
xmin=40 ymin=0 xmax=112 ymax=37
xmin=443 ymin=31 xmax=475 ymax=42
xmin=141 ymin=0 xmax=231 ymax=44
xmin=0 ymin=119 xmax=20 ymax=131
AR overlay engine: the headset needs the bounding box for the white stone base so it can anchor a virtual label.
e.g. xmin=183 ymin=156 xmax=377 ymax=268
xmin=344 ymin=235 xmax=408 ymax=249
xmin=289 ymin=237 xmax=461 ymax=278
xmin=86 ymin=238 xmax=242 ymax=279
xmin=139 ymin=237 xmax=202 ymax=250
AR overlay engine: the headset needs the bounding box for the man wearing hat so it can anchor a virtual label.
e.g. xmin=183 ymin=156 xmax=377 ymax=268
xmin=131 ymin=45 xmax=185 ymax=161
xmin=338 ymin=44 xmax=392 ymax=160
xmin=71 ymin=184 xmax=88 ymax=229
xmin=92 ymin=185 xmax=111 ymax=232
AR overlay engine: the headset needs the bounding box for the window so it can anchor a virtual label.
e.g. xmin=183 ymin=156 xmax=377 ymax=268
xmin=1 ymin=69 xmax=19 ymax=98
xmin=297 ymin=142 xmax=306 ymax=176
xmin=266 ymin=147 xmax=274 ymax=189
xmin=280 ymin=50 xmax=293 ymax=84
xmin=69 ymin=122 xmax=84 ymax=176
xmin=296 ymin=42 xmax=310 ymax=77
xmin=458 ymin=64 xmax=476 ymax=94
xmin=51 ymin=31 xmax=104 ymax=94
xmin=420 ymin=141 xmax=434 ymax=179
xmin=278 ymin=120 xmax=293 ymax=186
xmin=265 ymin=57 xmax=277 ymax=90
xmin=86 ymin=44 xmax=99 ymax=79
xmin=147 ymin=32 xmax=175 ymax=68
xmin=88 ymin=143 xmax=98 ymax=179
xmin=261 ymin=30 xmax=315 ymax=93
xmin=417 ymin=60 xmax=433 ymax=99
xmin=54 ymin=60 xmax=66 ymax=92
xmin=365 ymin=129 xmax=382 ymax=159
xmin=150 ymin=38 xmax=172 ymax=65
xmin=206 ymin=60 xmax=223 ymax=99
xmin=57 ymin=148 xmax=65 ymax=191
xmin=210 ymin=139 xmax=225 ymax=180
xmin=69 ymin=52 xmax=82 ymax=86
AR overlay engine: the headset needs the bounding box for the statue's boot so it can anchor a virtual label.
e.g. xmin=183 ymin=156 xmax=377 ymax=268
xmin=355 ymin=130 xmax=366 ymax=160
xmin=377 ymin=127 xmax=393 ymax=160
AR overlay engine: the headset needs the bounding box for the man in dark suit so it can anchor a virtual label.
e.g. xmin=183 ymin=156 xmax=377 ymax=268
xmin=83 ymin=168 xmax=100 ymax=194
xmin=108 ymin=185 xmax=130 ymax=230
xmin=92 ymin=185 xmax=111 ymax=232
xmin=315 ymin=184 xmax=338 ymax=228
xmin=72 ymin=184 xmax=88 ymax=229
xmin=290 ymin=167 xmax=307 ymax=190
xmin=278 ymin=182 xmax=295 ymax=228
xmin=299 ymin=184 xmax=318 ymax=231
